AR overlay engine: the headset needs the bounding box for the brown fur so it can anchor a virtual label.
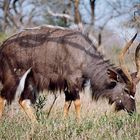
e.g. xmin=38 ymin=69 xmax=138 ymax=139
xmin=0 ymin=26 xmax=138 ymax=115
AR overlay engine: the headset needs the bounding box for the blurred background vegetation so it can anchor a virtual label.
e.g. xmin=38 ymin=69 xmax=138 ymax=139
xmin=0 ymin=0 xmax=139 ymax=48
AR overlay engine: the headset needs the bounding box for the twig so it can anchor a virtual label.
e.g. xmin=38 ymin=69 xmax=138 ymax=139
xmin=47 ymin=94 xmax=58 ymax=118
xmin=47 ymin=7 xmax=74 ymax=21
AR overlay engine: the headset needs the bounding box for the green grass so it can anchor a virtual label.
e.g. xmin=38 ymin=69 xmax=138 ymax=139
xmin=0 ymin=93 xmax=140 ymax=140
xmin=0 ymin=111 xmax=140 ymax=140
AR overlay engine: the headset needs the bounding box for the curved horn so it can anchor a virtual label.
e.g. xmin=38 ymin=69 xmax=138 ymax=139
xmin=135 ymin=43 xmax=140 ymax=79
xmin=119 ymin=33 xmax=137 ymax=84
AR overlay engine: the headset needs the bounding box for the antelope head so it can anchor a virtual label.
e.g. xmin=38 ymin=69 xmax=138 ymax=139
xmin=107 ymin=33 xmax=140 ymax=114
xmin=116 ymin=33 xmax=140 ymax=114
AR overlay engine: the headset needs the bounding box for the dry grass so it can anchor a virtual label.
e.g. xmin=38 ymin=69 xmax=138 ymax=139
xmin=0 ymin=39 xmax=140 ymax=140
xmin=0 ymin=87 xmax=140 ymax=140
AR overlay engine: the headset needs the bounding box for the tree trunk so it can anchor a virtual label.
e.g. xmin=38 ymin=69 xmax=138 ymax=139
xmin=74 ymin=0 xmax=81 ymax=24
xmin=90 ymin=0 xmax=96 ymax=25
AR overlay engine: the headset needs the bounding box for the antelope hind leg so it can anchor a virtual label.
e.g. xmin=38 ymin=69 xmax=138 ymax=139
xmin=0 ymin=96 xmax=6 ymax=119
xmin=19 ymin=99 xmax=37 ymax=123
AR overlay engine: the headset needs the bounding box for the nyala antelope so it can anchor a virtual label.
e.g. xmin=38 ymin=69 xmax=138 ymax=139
xmin=0 ymin=25 xmax=139 ymax=123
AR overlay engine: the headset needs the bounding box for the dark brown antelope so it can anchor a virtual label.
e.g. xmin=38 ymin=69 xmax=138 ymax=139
xmin=0 ymin=25 xmax=139 ymax=123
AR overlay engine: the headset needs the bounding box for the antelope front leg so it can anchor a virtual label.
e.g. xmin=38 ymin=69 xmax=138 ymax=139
xmin=63 ymin=100 xmax=72 ymax=119
xmin=74 ymin=99 xmax=81 ymax=121
xmin=64 ymin=88 xmax=81 ymax=120
xmin=19 ymin=99 xmax=37 ymax=123
xmin=0 ymin=96 xmax=6 ymax=119
xmin=64 ymin=89 xmax=73 ymax=119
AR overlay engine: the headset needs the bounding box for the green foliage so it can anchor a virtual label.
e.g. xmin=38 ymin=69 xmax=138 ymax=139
xmin=55 ymin=19 xmax=70 ymax=27
xmin=34 ymin=95 xmax=47 ymax=121
xmin=43 ymin=13 xmax=70 ymax=27
xmin=0 ymin=32 xmax=7 ymax=42
xmin=1 ymin=110 xmax=140 ymax=140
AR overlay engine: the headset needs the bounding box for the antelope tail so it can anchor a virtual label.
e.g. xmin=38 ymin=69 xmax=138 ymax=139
xmin=15 ymin=68 xmax=32 ymax=99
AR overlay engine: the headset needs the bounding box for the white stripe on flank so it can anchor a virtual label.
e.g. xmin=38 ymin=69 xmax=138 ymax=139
xmin=15 ymin=68 xmax=32 ymax=99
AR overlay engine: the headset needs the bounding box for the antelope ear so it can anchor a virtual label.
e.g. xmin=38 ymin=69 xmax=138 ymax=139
xmin=107 ymin=69 xmax=118 ymax=81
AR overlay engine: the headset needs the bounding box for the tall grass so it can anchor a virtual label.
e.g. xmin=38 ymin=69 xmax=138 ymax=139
xmin=0 ymin=93 xmax=140 ymax=140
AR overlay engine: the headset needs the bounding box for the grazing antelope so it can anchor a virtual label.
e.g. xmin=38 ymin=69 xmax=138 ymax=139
xmin=0 ymin=25 xmax=139 ymax=123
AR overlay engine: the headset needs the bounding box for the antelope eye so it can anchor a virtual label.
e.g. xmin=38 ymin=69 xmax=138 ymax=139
xmin=124 ymin=88 xmax=129 ymax=94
